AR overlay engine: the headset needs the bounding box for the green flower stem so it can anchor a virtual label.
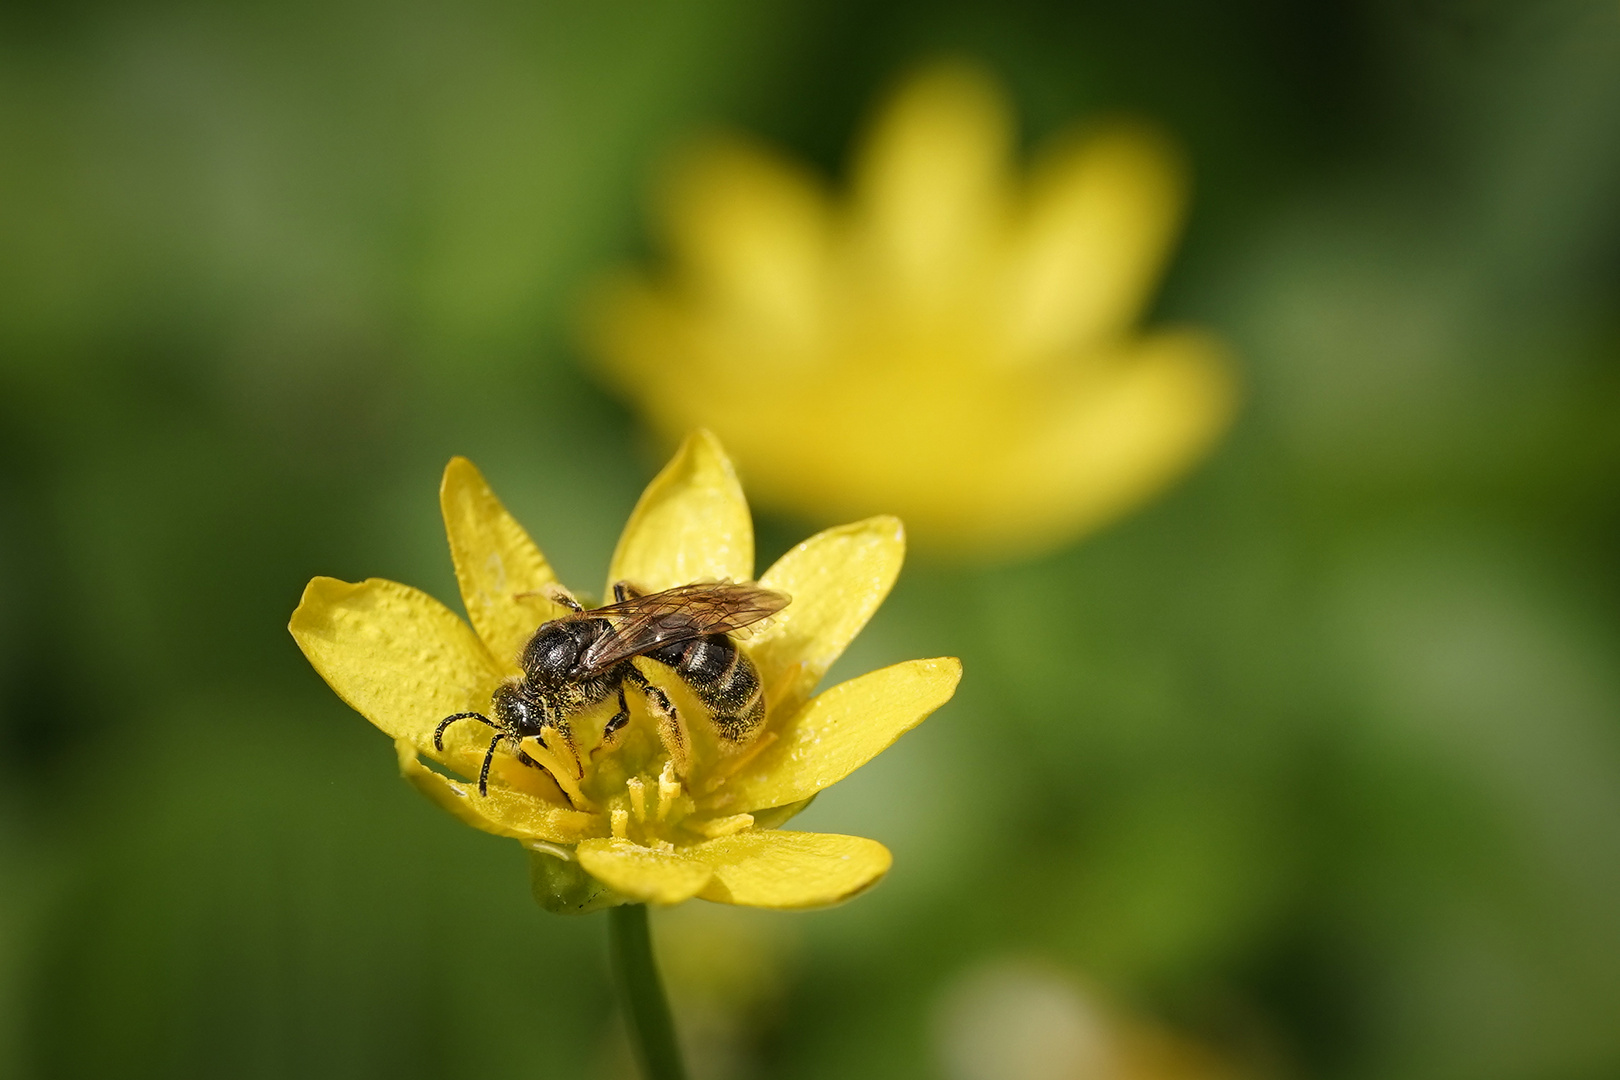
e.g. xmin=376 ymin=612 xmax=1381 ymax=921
xmin=609 ymin=904 xmax=688 ymax=1080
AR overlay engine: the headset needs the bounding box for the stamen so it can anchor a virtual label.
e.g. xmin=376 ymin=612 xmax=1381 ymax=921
xmin=627 ymin=777 xmax=647 ymax=821
xmin=519 ymin=736 xmax=591 ymax=809
xmin=611 ymin=807 xmax=630 ymax=839
xmin=656 ymin=761 xmax=682 ymax=821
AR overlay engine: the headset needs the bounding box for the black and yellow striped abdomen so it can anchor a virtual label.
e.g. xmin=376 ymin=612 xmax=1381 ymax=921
xmin=646 ymin=633 xmax=765 ymax=742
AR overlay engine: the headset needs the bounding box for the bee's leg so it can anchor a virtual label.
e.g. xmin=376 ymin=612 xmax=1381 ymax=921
xmin=597 ymin=686 xmax=632 ymax=751
xmin=611 ymin=580 xmax=644 ymax=603
xmin=477 ymin=733 xmax=503 ymax=797
xmin=546 ymin=585 xmax=585 ymax=613
xmin=645 ymin=684 xmax=690 ymax=778
xmin=435 ymin=711 xmax=494 ymax=751
xmin=623 ymin=666 xmax=689 ymax=776
xmin=537 ymin=718 xmax=584 ymax=779
xmin=513 ymin=585 xmax=584 ymax=613
xmin=514 ymin=732 xmax=550 ymax=768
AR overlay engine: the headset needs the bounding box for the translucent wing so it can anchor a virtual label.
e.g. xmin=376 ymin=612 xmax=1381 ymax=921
xmin=577 ymin=582 xmax=790 ymax=674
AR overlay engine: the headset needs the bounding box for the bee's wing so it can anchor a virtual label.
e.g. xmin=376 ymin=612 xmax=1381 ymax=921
xmin=577 ymin=582 xmax=790 ymax=674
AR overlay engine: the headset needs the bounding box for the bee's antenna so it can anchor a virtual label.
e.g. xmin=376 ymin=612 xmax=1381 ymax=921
xmin=478 ymin=733 xmax=503 ymax=796
xmin=435 ymin=711 xmax=494 ymax=751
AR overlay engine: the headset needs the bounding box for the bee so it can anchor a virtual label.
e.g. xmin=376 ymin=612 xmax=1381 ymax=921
xmin=434 ymin=580 xmax=790 ymax=796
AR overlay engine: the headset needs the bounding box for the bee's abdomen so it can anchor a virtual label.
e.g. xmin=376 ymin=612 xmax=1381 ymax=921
xmin=650 ymin=635 xmax=765 ymax=742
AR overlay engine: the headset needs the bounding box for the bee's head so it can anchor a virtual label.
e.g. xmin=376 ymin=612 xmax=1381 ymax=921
xmin=492 ymin=683 xmax=546 ymax=738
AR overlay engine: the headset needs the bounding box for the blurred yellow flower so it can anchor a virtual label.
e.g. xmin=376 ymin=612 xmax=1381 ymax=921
xmin=587 ymin=62 xmax=1237 ymax=558
xmin=289 ymin=431 xmax=959 ymax=912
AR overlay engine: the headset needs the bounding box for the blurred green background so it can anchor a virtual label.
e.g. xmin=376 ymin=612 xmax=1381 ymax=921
xmin=4 ymin=1 xmax=1620 ymax=1078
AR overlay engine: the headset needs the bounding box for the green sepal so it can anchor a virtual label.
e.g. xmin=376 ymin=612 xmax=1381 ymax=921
xmin=527 ymin=846 xmax=627 ymax=915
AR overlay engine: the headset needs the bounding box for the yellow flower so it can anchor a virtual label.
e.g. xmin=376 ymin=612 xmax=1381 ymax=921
xmin=586 ymin=62 xmax=1237 ymax=558
xmin=288 ymin=431 xmax=960 ymax=912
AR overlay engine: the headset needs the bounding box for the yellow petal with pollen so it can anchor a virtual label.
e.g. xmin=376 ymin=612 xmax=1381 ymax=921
xmin=395 ymin=740 xmax=598 ymax=844
xmin=688 ymin=830 xmax=891 ymax=908
xmin=440 ymin=457 xmax=568 ymax=669
xmin=289 ymin=577 xmax=502 ymax=762
xmin=752 ymin=516 xmax=906 ymax=718
xmin=576 ymin=838 xmax=714 ymax=905
xmin=608 ymin=429 xmax=753 ymax=594
xmin=710 ymin=657 xmax=961 ymax=813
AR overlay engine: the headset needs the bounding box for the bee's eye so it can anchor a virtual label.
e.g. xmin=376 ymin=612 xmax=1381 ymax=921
xmin=495 ymin=690 xmax=543 ymax=737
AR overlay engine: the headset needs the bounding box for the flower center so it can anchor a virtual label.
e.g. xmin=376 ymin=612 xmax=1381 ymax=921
xmin=498 ymin=679 xmax=762 ymax=847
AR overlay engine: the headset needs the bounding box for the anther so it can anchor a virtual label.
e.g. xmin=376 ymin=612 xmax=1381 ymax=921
xmin=656 ymin=761 xmax=682 ymax=821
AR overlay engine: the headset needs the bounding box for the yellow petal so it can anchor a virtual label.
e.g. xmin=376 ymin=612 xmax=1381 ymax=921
xmin=982 ymin=330 xmax=1237 ymax=555
xmin=752 ymin=516 xmax=906 ymax=718
xmin=439 ymin=457 xmax=567 ymax=668
xmin=749 ymin=796 xmax=814 ymax=831
xmin=659 ymin=135 xmax=831 ymax=352
xmin=709 ymin=657 xmax=961 ymax=813
xmin=1005 ymin=124 xmax=1186 ymax=359
xmin=576 ymin=838 xmax=714 ymax=905
xmin=288 ymin=577 xmax=502 ymax=761
xmin=395 ymin=739 xmax=599 ymax=844
xmin=585 ymin=275 xmax=726 ymax=413
xmin=854 ymin=62 xmax=1011 ymax=310
xmin=608 ymin=430 xmax=753 ymax=594
xmin=687 ymin=830 xmax=891 ymax=909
